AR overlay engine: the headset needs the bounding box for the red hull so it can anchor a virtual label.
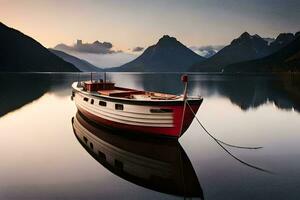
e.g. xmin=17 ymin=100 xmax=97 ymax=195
xmin=77 ymin=100 xmax=202 ymax=138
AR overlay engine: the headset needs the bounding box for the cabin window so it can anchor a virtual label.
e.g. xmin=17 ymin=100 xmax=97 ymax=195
xmin=83 ymin=97 xmax=89 ymax=102
xmin=90 ymin=142 xmax=94 ymax=150
xmin=115 ymin=160 xmax=124 ymax=171
xmin=98 ymin=151 xmax=106 ymax=161
xmin=115 ymin=104 xmax=124 ymax=110
xmin=99 ymin=101 xmax=107 ymax=106
xmin=90 ymin=99 xmax=94 ymax=105
xmin=83 ymin=136 xmax=88 ymax=143
xmin=150 ymin=108 xmax=173 ymax=113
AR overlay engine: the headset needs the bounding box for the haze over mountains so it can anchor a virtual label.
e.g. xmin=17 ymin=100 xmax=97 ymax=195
xmin=190 ymin=45 xmax=225 ymax=58
xmin=50 ymin=49 xmax=102 ymax=72
xmin=108 ymin=35 xmax=205 ymax=72
xmin=0 ymin=22 xmax=79 ymax=72
xmin=189 ymin=32 xmax=299 ymax=72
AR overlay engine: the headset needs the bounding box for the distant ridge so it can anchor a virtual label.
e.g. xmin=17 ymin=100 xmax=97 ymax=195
xmin=108 ymin=35 xmax=205 ymax=72
xmin=190 ymin=32 xmax=297 ymax=72
xmin=50 ymin=49 xmax=102 ymax=72
xmin=225 ymin=34 xmax=300 ymax=72
xmin=0 ymin=22 xmax=79 ymax=72
xmin=269 ymin=33 xmax=296 ymax=53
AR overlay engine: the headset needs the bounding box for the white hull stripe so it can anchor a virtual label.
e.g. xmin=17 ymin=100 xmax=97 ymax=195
xmin=77 ymin=93 xmax=173 ymax=119
xmin=76 ymin=101 xmax=174 ymax=127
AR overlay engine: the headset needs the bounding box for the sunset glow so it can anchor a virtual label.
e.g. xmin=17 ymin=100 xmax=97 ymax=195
xmin=1 ymin=0 xmax=299 ymax=50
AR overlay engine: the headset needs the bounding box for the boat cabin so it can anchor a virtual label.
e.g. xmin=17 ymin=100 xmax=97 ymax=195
xmin=84 ymin=80 xmax=115 ymax=92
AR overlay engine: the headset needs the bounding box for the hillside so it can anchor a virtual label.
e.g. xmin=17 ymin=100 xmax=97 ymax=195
xmin=0 ymin=22 xmax=79 ymax=72
xmin=225 ymin=35 xmax=300 ymax=72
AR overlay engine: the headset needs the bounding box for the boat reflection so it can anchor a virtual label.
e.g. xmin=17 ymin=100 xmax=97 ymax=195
xmin=72 ymin=111 xmax=204 ymax=199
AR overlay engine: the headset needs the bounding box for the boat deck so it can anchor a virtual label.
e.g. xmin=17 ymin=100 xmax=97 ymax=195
xmin=75 ymin=81 xmax=183 ymax=101
xmin=97 ymin=87 xmax=181 ymax=100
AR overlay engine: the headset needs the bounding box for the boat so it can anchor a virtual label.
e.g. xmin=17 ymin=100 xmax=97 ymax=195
xmin=71 ymin=74 xmax=203 ymax=138
xmin=72 ymin=112 xmax=204 ymax=198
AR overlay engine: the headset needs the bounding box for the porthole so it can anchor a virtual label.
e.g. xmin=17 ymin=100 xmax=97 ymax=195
xmin=115 ymin=104 xmax=124 ymax=110
xmin=99 ymin=101 xmax=107 ymax=106
xmin=83 ymin=97 xmax=89 ymax=102
xmin=83 ymin=136 xmax=88 ymax=143
xmin=98 ymin=151 xmax=106 ymax=161
xmin=150 ymin=108 xmax=173 ymax=113
xmin=115 ymin=160 xmax=124 ymax=171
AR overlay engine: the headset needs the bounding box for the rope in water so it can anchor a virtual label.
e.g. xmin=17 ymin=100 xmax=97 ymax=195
xmin=186 ymin=101 xmax=262 ymax=150
xmin=186 ymin=101 xmax=272 ymax=173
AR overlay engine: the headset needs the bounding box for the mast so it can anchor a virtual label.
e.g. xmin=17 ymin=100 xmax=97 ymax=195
xmin=181 ymin=74 xmax=188 ymax=100
xmin=180 ymin=74 xmax=188 ymax=136
xmin=103 ymin=72 xmax=106 ymax=90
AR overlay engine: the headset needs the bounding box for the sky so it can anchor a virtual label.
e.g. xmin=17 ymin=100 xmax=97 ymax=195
xmin=1 ymin=0 xmax=299 ymax=51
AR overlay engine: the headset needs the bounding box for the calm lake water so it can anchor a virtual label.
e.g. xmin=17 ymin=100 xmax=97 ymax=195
xmin=0 ymin=73 xmax=300 ymax=200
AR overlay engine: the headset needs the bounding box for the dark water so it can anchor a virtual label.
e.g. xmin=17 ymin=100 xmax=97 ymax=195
xmin=0 ymin=73 xmax=300 ymax=200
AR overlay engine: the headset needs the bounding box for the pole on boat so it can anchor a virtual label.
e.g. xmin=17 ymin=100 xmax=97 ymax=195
xmin=103 ymin=72 xmax=107 ymax=90
xmin=90 ymin=72 xmax=93 ymax=82
xmin=179 ymin=74 xmax=189 ymax=136
xmin=181 ymin=74 xmax=188 ymax=100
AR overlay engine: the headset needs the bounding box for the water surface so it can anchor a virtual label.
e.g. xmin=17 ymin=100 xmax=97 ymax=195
xmin=0 ymin=73 xmax=299 ymax=200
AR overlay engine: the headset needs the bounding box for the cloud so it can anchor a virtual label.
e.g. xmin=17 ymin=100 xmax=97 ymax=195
xmin=132 ymin=46 xmax=144 ymax=52
xmin=190 ymin=45 xmax=225 ymax=58
xmin=54 ymin=40 xmax=121 ymax=54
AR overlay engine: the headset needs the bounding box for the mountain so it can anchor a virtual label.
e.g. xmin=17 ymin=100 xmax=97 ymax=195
xmin=49 ymin=49 xmax=102 ymax=72
xmin=108 ymin=35 xmax=205 ymax=72
xmin=189 ymin=32 xmax=296 ymax=72
xmin=269 ymin=33 xmax=296 ymax=53
xmin=0 ymin=22 xmax=79 ymax=72
xmin=225 ymin=34 xmax=300 ymax=72
xmin=189 ymin=32 xmax=271 ymax=72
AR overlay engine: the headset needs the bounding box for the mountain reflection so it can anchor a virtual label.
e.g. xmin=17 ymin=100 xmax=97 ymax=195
xmin=0 ymin=74 xmax=50 ymax=117
xmin=72 ymin=111 xmax=204 ymax=199
xmin=192 ymin=75 xmax=300 ymax=112
xmin=0 ymin=73 xmax=89 ymax=117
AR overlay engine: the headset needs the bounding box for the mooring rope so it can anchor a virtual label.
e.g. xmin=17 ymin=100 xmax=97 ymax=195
xmin=186 ymin=101 xmax=272 ymax=173
xmin=186 ymin=101 xmax=262 ymax=149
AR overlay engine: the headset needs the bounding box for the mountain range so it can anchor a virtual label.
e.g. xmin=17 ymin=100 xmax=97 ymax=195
xmin=189 ymin=32 xmax=298 ymax=72
xmin=224 ymin=34 xmax=300 ymax=72
xmin=108 ymin=35 xmax=205 ymax=72
xmin=49 ymin=49 xmax=102 ymax=72
xmin=0 ymin=21 xmax=299 ymax=73
xmin=0 ymin=22 xmax=79 ymax=72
